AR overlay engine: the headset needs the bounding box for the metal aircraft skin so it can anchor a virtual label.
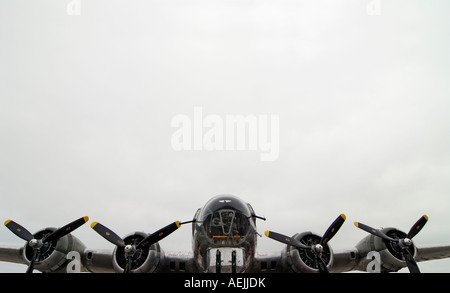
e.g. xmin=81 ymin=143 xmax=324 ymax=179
xmin=1 ymin=194 xmax=450 ymax=273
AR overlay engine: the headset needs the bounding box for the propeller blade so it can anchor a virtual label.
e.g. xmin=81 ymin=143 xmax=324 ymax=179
xmin=407 ymin=215 xmax=428 ymax=240
xmin=4 ymin=220 xmax=34 ymax=242
xmin=43 ymin=216 xmax=89 ymax=243
xmin=91 ymin=222 xmax=125 ymax=247
xmin=402 ymin=249 xmax=420 ymax=273
xmin=124 ymin=256 xmax=132 ymax=274
xmin=321 ymin=214 xmax=346 ymax=245
xmin=316 ymin=255 xmax=329 ymax=273
xmin=354 ymin=222 xmax=398 ymax=242
xmin=137 ymin=221 xmax=181 ymax=249
xmin=264 ymin=231 xmax=310 ymax=250
xmin=26 ymin=249 xmax=39 ymax=274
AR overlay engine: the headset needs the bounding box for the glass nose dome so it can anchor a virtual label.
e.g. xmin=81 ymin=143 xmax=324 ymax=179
xmin=200 ymin=195 xmax=252 ymax=240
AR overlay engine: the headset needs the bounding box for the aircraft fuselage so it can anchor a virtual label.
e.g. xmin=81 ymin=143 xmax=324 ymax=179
xmin=191 ymin=195 xmax=258 ymax=272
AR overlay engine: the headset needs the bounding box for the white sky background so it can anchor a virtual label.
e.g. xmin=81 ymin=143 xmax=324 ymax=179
xmin=0 ymin=0 xmax=449 ymax=273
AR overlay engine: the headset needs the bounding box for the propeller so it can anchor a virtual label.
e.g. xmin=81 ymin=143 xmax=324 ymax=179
xmin=4 ymin=216 xmax=89 ymax=273
xmin=91 ymin=220 xmax=192 ymax=273
xmin=354 ymin=215 xmax=428 ymax=273
xmin=265 ymin=214 xmax=346 ymax=273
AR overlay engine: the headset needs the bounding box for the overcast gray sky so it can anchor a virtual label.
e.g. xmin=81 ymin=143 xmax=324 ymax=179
xmin=1 ymin=0 xmax=449 ymax=273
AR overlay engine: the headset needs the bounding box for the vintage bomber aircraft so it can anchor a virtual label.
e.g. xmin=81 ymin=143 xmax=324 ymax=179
xmin=1 ymin=194 xmax=450 ymax=273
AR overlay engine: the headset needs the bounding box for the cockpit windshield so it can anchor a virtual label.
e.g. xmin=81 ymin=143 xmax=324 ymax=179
xmin=200 ymin=195 xmax=253 ymax=241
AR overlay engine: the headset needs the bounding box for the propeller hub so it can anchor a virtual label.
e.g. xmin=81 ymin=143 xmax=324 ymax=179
xmin=28 ymin=239 xmax=43 ymax=249
xmin=124 ymin=244 xmax=136 ymax=256
xmin=400 ymin=238 xmax=413 ymax=248
xmin=312 ymin=244 xmax=324 ymax=255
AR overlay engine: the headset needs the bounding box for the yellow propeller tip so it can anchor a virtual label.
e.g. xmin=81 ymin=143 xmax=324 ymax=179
xmin=264 ymin=231 xmax=270 ymax=237
xmin=424 ymin=215 xmax=429 ymax=221
xmin=175 ymin=221 xmax=181 ymax=228
xmin=4 ymin=220 xmax=11 ymax=226
xmin=90 ymin=222 xmax=98 ymax=228
xmin=83 ymin=216 xmax=89 ymax=222
xmin=354 ymin=222 xmax=359 ymax=227
xmin=340 ymin=214 xmax=346 ymax=220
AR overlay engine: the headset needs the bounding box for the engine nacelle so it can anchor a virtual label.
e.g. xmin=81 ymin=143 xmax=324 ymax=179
xmin=355 ymin=227 xmax=414 ymax=272
xmin=112 ymin=232 xmax=162 ymax=273
xmin=282 ymin=231 xmax=334 ymax=273
xmin=23 ymin=227 xmax=86 ymax=273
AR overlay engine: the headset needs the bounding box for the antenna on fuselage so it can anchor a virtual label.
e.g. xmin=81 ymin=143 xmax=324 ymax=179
xmin=248 ymin=214 xmax=266 ymax=237
xmin=249 ymin=214 xmax=266 ymax=221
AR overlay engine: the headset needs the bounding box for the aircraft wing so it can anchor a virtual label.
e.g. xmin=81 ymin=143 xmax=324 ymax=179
xmin=416 ymin=245 xmax=450 ymax=262
xmin=3 ymin=244 xmax=450 ymax=273
xmin=248 ymin=251 xmax=284 ymax=273
xmin=330 ymin=249 xmax=359 ymax=273
xmin=0 ymin=244 xmax=115 ymax=273
xmin=0 ymin=245 xmax=25 ymax=265
xmin=0 ymin=243 xmax=197 ymax=273
xmin=157 ymin=251 xmax=197 ymax=272
xmin=331 ymin=245 xmax=450 ymax=273
xmin=82 ymin=245 xmax=450 ymax=273
xmin=83 ymin=249 xmax=197 ymax=273
xmin=83 ymin=248 xmax=115 ymax=273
